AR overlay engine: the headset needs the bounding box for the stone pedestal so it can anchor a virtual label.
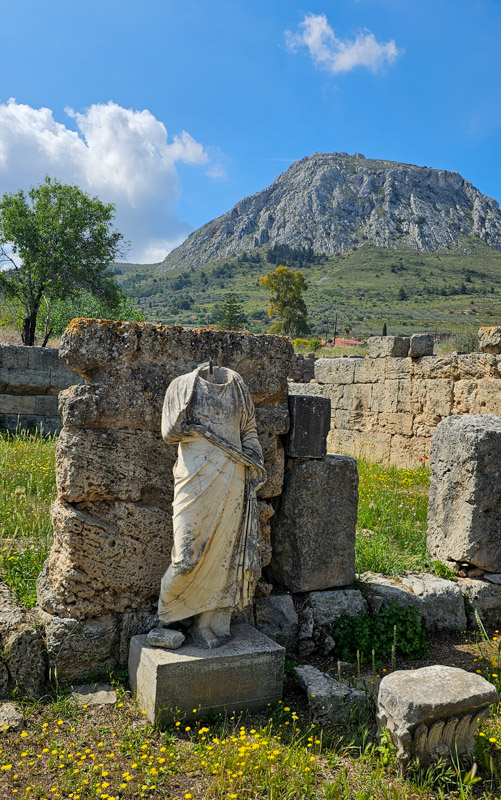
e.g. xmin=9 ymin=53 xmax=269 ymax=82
xmin=128 ymin=624 xmax=285 ymax=725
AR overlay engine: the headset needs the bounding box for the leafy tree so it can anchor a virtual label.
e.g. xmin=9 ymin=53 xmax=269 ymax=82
xmin=0 ymin=176 xmax=127 ymax=345
xmin=397 ymin=287 xmax=408 ymax=301
xmin=259 ymin=265 xmax=309 ymax=337
xmin=35 ymin=288 xmax=144 ymax=342
xmin=217 ymin=292 xmax=246 ymax=330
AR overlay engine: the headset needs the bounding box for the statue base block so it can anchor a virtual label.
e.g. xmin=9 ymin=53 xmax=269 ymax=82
xmin=128 ymin=623 xmax=285 ymax=725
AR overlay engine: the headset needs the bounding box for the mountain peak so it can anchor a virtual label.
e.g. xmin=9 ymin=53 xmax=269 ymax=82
xmin=161 ymin=152 xmax=501 ymax=272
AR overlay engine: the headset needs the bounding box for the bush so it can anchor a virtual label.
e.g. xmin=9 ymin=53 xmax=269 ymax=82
xmin=331 ymin=602 xmax=428 ymax=663
xmin=453 ymin=328 xmax=478 ymax=353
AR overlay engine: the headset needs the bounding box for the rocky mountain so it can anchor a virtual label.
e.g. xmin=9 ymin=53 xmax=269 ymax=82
xmin=161 ymin=152 xmax=501 ymax=272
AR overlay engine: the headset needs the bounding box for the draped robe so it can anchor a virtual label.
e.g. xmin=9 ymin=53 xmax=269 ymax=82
xmin=158 ymin=365 xmax=266 ymax=625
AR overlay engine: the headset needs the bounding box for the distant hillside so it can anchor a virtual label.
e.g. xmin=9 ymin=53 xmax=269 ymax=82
xmin=116 ymin=240 xmax=501 ymax=339
xmin=160 ymin=152 xmax=501 ymax=272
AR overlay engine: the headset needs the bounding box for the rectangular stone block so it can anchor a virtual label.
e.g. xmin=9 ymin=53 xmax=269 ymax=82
xmin=409 ymin=333 xmax=434 ymax=358
xmin=128 ymin=624 xmax=284 ymax=724
xmin=0 ymin=394 xmax=37 ymax=414
xmin=367 ymin=336 xmax=410 ymax=358
xmin=285 ymin=394 xmax=331 ymax=458
xmin=427 ymin=415 xmax=501 ymax=571
xmin=314 ymin=357 xmax=355 ymax=385
xmin=268 ymin=455 xmax=358 ymax=592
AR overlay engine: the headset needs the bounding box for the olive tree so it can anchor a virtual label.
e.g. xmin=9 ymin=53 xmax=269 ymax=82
xmin=0 ymin=176 xmax=127 ymax=345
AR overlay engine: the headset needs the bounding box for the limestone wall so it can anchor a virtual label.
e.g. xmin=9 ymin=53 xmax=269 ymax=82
xmin=290 ymin=352 xmax=501 ymax=468
xmin=0 ymin=344 xmax=82 ymax=433
xmin=38 ymin=319 xmax=292 ymax=680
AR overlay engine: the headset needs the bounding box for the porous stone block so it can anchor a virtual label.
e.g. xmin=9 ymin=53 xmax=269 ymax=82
xmin=459 ymin=578 xmax=501 ymax=629
xmin=0 ymin=582 xmax=46 ymax=699
xmin=59 ymin=320 xmax=292 ymax=406
xmin=427 ymin=415 xmax=501 ymax=571
xmin=409 ymin=333 xmax=434 ymax=358
xmin=377 ymin=666 xmax=498 ymax=768
xmin=40 ymin=610 xmax=118 ymax=683
xmin=257 ymin=434 xmax=284 ymax=498
xmin=304 ymin=589 xmax=367 ymax=627
xmin=284 ymin=394 xmax=331 ymax=458
xmin=367 ymin=337 xmax=410 ymax=358
xmin=269 ymin=456 xmax=358 ymax=592
xmin=254 ymin=594 xmax=298 ymax=648
xmin=128 ymin=624 xmax=285 ymax=724
xmin=360 ymin=573 xmax=467 ymax=632
xmin=295 ymin=665 xmax=366 ymax=725
xmin=479 ymin=326 xmax=501 ymax=354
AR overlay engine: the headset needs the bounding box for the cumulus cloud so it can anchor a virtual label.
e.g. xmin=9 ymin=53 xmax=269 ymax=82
xmin=285 ymin=13 xmax=401 ymax=74
xmin=0 ymin=99 xmax=213 ymax=262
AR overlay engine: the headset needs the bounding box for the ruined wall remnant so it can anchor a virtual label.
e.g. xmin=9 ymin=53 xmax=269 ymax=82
xmin=37 ymin=319 xmax=292 ymax=681
xmin=0 ymin=344 xmax=82 ymax=433
xmin=290 ymin=344 xmax=501 ymax=468
xmin=427 ymin=415 xmax=501 ymax=572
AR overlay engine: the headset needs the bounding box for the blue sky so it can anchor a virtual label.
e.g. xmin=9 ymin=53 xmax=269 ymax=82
xmin=1 ymin=0 xmax=500 ymax=262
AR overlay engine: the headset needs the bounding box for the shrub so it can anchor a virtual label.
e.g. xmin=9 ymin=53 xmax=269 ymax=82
xmin=331 ymin=602 xmax=428 ymax=663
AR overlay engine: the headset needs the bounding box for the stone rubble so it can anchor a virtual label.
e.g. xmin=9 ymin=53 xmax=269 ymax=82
xmin=295 ymin=664 xmax=366 ymax=725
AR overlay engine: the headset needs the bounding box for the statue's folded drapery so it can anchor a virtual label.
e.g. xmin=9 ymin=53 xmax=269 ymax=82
xmin=158 ymin=365 xmax=266 ymax=625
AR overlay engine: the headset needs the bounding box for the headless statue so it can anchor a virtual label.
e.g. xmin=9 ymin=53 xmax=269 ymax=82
xmin=149 ymin=362 xmax=266 ymax=649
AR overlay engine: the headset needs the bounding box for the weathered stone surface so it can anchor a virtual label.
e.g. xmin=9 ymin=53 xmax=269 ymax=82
xmin=377 ymin=666 xmax=498 ymax=768
xmin=56 ymin=428 xmax=176 ymax=503
xmin=409 ymin=334 xmax=434 ymax=358
xmin=361 ymin=573 xmax=467 ymax=632
xmin=257 ymin=501 xmax=274 ymax=568
xmin=254 ymin=594 xmax=298 ymax=648
xmin=315 ymin=358 xmax=356 ymax=385
xmin=284 ymin=394 xmax=331 ymax=458
xmin=0 ymin=582 xmax=46 ymax=699
xmin=269 ymin=456 xmax=358 ymax=593
xmin=0 ymin=703 xmax=23 ymax=730
xmin=0 ymin=344 xmax=82 ymax=395
xmin=59 ymin=320 xmax=292 ymax=406
xmin=479 ymin=326 xmax=501 ymax=354
xmin=295 ymin=665 xmax=366 ymax=725
xmin=147 ymin=627 xmax=185 ymax=649
xmin=304 ymin=589 xmax=367 ymax=627
xmin=129 ymin=623 xmax=285 ymax=724
xmin=257 ymin=434 xmax=284 ymax=498
xmin=367 ymin=337 xmax=410 ymax=358
xmin=70 ymin=683 xmax=117 ymax=706
xmin=427 ymin=415 xmax=501 ymax=571
xmin=40 ymin=610 xmax=118 ymax=683
xmin=459 ymin=578 xmax=501 ymax=629
xmin=39 ymin=499 xmax=173 ymax=616
xmin=255 ymin=406 xmax=290 ymax=435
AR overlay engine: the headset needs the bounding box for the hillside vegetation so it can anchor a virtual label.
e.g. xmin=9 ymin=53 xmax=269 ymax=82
xmin=115 ymin=238 xmax=501 ymax=338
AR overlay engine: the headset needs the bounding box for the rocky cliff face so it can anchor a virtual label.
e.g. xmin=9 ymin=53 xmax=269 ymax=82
xmin=161 ymin=152 xmax=501 ymax=271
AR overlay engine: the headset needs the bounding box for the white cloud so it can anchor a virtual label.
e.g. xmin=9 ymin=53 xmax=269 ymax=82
xmin=285 ymin=13 xmax=401 ymax=74
xmin=0 ymin=99 xmax=214 ymax=261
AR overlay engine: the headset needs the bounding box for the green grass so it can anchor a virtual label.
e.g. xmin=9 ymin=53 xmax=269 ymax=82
xmin=355 ymin=458 xmax=430 ymax=575
xmin=1 ymin=688 xmax=501 ymax=800
xmin=114 ymin=238 xmax=501 ymax=339
xmin=0 ymin=429 xmax=57 ymax=607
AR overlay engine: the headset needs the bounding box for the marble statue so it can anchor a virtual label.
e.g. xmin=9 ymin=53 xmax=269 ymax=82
xmin=151 ymin=363 xmax=266 ymax=649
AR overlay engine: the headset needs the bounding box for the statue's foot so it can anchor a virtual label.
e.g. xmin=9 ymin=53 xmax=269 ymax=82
xmin=210 ymin=609 xmax=232 ymax=644
xmin=191 ymin=614 xmax=220 ymax=649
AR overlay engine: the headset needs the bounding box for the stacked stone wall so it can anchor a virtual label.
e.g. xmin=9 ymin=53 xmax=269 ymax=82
xmin=290 ymin=352 xmax=501 ymax=468
xmin=37 ymin=319 xmax=292 ymax=680
xmin=0 ymin=344 xmax=82 ymax=433
xmin=288 ymin=353 xmax=316 ymax=383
